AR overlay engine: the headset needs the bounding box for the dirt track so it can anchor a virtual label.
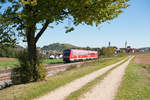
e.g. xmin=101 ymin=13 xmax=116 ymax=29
xmin=36 ymin=57 xmax=129 ymax=100
xmin=79 ymin=56 xmax=133 ymax=100
xmin=134 ymin=56 xmax=150 ymax=64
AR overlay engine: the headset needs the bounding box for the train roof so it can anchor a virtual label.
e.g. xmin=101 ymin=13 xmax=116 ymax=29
xmin=63 ymin=49 xmax=97 ymax=53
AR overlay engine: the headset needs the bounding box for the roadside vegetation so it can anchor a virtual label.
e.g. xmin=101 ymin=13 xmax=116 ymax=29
xmin=0 ymin=56 xmax=127 ymax=100
xmin=115 ymin=58 xmax=150 ymax=100
xmin=42 ymin=59 xmax=63 ymax=64
xmin=139 ymin=53 xmax=150 ymax=56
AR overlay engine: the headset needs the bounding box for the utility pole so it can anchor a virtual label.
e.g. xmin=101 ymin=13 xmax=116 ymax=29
xmin=125 ymin=41 xmax=127 ymax=48
xmin=108 ymin=41 xmax=111 ymax=47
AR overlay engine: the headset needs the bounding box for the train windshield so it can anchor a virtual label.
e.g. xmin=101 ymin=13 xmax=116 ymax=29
xmin=63 ymin=50 xmax=70 ymax=56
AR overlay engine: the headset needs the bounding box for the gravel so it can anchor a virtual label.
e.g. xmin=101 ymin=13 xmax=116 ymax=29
xmin=79 ymin=56 xmax=133 ymax=100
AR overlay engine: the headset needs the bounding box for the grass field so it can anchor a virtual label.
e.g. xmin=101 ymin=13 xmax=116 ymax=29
xmin=0 ymin=56 xmax=126 ymax=100
xmin=115 ymin=58 xmax=150 ymax=100
xmin=0 ymin=59 xmax=63 ymax=69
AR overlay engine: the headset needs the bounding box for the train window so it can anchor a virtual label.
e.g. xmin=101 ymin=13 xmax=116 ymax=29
xmin=90 ymin=53 xmax=96 ymax=55
xmin=64 ymin=50 xmax=70 ymax=56
xmin=72 ymin=52 xmax=78 ymax=55
xmin=72 ymin=51 xmax=89 ymax=55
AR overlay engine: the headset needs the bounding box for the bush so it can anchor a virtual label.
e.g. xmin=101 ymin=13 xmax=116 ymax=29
xmin=13 ymin=50 xmax=47 ymax=83
xmin=37 ymin=63 xmax=47 ymax=81
xmin=101 ymin=47 xmax=115 ymax=57
xmin=0 ymin=47 xmax=18 ymax=57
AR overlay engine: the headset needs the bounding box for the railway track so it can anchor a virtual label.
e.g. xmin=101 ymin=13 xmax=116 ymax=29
xmin=0 ymin=61 xmax=89 ymax=89
xmin=0 ymin=58 xmax=112 ymax=89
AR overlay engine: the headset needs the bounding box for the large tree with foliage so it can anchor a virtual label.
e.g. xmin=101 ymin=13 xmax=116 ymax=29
xmin=0 ymin=0 xmax=129 ymax=81
xmin=0 ymin=0 xmax=5 ymax=3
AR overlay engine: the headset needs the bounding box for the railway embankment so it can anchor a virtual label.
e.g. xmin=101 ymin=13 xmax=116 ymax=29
xmin=0 ymin=61 xmax=87 ymax=89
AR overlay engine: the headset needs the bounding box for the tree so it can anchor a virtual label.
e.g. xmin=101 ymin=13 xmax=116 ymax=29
xmin=0 ymin=0 xmax=130 ymax=81
xmin=0 ymin=0 xmax=5 ymax=3
xmin=101 ymin=47 xmax=115 ymax=57
xmin=0 ymin=25 xmax=16 ymax=48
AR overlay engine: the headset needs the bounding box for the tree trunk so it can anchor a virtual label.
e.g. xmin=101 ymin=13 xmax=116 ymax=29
xmin=26 ymin=26 xmax=38 ymax=81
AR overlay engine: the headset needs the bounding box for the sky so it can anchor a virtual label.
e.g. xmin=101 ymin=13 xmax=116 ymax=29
xmin=1 ymin=0 xmax=150 ymax=48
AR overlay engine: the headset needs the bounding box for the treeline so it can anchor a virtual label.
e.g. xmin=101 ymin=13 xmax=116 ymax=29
xmin=73 ymin=47 xmax=116 ymax=57
xmin=100 ymin=47 xmax=127 ymax=57
xmin=0 ymin=46 xmax=24 ymax=58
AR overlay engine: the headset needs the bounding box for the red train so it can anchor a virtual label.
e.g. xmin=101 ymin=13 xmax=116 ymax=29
xmin=63 ymin=49 xmax=98 ymax=62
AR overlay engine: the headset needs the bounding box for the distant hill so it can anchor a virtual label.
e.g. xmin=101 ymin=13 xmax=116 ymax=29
xmin=139 ymin=47 xmax=150 ymax=52
xmin=42 ymin=43 xmax=79 ymax=51
xmin=139 ymin=47 xmax=150 ymax=49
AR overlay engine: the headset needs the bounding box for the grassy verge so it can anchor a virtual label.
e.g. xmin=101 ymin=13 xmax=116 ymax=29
xmin=0 ymin=61 xmax=19 ymax=69
xmin=65 ymin=57 xmax=129 ymax=100
xmin=115 ymin=58 xmax=150 ymax=100
xmin=42 ymin=59 xmax=63 ymax=64
xmin=0 ymin=57 xmax=127 ymax=100
xmin=0 ymin=59 xmax=63 ymax=69
xmin=138 ymin=53 xmax=150 ymax=56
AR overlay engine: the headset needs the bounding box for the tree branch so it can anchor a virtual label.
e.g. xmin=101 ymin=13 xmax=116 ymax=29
xmin=35 ymin=20 xmax=49 ymax=43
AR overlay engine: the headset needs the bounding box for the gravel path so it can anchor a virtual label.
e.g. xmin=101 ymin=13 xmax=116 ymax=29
xmin=36 ymin=57 xmax=128 ymax=100
xmin=79 ymin=56 xmax=134 ymax=100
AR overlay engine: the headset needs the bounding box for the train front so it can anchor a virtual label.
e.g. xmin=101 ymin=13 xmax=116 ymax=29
xmin=63 ymin=49 xmax=71 ymax=62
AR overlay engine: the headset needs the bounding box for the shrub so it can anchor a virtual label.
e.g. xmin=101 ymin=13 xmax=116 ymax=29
xmin=101 ymin=47 xmax=115 ymax=57
xmin=13 ymin=50 xmax=47 ymax=83
xmin=37 ymin=63 xmax=47 ymax=81
xmin=17 ymin=50 xmax=34 ymax=83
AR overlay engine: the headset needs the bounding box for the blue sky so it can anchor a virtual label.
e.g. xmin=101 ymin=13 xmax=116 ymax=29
xmin=36 ymin=0 xmax=150 ymax=48
xmin=1 ymin=0 xmax=150 ymax=48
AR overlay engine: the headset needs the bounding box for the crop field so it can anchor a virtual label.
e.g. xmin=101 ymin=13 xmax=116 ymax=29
xmin=134 ymin=56 xmax=150 ymax=64
xmin=0 ymin=58 xmax=63 ymax=69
